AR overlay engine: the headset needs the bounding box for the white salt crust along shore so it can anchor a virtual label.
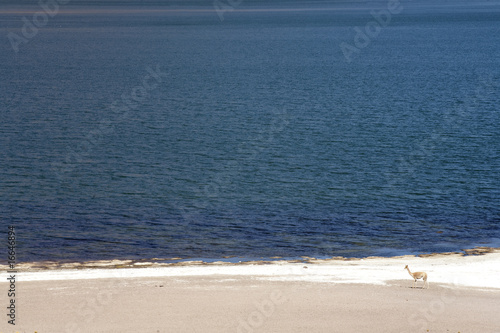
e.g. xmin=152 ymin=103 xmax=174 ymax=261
xmin=2 ymin=248 xmax=500 ymax=289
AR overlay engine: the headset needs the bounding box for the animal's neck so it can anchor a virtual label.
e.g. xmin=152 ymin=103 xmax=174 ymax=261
xmin=406 ymin=267 xmax=413 ymax=276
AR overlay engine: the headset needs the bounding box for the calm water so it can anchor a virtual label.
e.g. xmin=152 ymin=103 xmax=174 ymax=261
xmin=1 ymin=1 xmax=499 ymax=262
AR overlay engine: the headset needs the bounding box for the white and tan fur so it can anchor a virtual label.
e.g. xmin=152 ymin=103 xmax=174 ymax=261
xmin=404 ymin=265 xmax=429 ymax=289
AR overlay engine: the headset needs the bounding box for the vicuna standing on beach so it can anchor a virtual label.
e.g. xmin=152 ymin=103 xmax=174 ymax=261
xmin=404 ymin=265 xmax=429 ymax=289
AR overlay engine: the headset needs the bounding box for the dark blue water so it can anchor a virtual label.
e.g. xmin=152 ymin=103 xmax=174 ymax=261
xmin=1 ymin=0 xmax=499 ymax=262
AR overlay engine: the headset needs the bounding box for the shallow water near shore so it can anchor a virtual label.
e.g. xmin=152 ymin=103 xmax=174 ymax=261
xmin=1 ymin=0 xmax=500 ymax=262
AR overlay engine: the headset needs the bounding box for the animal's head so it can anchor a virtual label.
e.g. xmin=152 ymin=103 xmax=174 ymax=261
xmin=404 ymin=265 xmax=408 ymax=269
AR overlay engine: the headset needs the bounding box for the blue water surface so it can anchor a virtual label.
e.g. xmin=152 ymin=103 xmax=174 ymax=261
xmin=1 ymin=0 xmax=499 ymax=262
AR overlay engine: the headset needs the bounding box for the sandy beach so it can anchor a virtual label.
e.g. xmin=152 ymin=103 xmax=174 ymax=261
xmin=2 ymin=249 xmax=500 ymax=333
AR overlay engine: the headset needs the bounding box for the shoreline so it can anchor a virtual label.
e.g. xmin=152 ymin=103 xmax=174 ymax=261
xmin=2 ymin=247 xmax=500 ymax=290
xmin=3 ymin=245 xmax=499 ymax=270
xmin=2 ymin=245 xmax=498 ymax=269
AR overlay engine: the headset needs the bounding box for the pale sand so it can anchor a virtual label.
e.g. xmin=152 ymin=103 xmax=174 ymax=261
xmin=2 ymin=250 xmax=500 ymax=332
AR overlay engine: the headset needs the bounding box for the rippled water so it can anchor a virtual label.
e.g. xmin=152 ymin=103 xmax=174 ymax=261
xmin=1 ymin=1 xmax=499 ymax=262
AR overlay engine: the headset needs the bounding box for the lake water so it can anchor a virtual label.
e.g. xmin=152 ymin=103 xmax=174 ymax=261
xmin=1 ymin=0 xmax=499 ymax=262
